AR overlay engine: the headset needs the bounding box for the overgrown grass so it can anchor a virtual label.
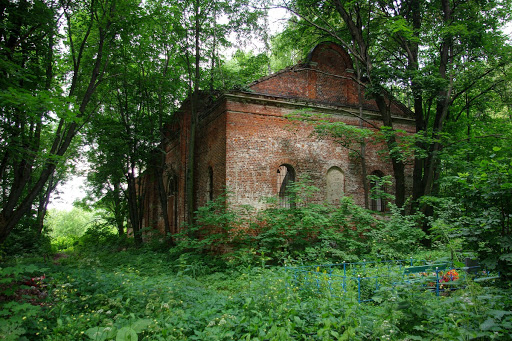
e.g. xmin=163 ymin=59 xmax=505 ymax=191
xmin=1 ymin=246 xmax=511 ymax=340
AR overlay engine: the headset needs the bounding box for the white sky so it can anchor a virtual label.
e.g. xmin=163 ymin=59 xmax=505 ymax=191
xmin=49 ymin=176 xmax=87 ymax=211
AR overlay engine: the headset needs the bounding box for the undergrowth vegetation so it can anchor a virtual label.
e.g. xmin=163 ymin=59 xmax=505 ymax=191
xmin=1 ymin=245 xmax=511 ymax=340
xmin=1 ymin=181 xmax=511 ymax=340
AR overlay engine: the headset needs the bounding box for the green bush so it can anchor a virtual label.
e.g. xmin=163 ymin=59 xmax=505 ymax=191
xmin=369 ymin=204 xmax=426 ymax=260
xmin=175 ymin=181 xmax=426 ymax=266
xmin=76 ymin=222 xmax=129 ymax=252
xmin=0 ymin=216 xmax=53 ymax=259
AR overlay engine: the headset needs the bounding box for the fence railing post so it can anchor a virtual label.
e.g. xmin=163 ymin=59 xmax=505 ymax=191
xmin=357 ymin=275 xmax=361 ymax=303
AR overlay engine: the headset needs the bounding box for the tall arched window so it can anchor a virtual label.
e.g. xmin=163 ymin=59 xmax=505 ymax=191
xmin=370 ymin=170 xmax=386 ymax=212
xmin=167 ymin=175 xmax=178 ymax=196
xmin=326 ymin=167 xmax=344 ymax=205
xmin=277 ymin=164 xmax=295 ymax=208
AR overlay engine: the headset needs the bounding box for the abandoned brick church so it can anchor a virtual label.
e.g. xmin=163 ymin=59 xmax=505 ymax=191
xmin=142 ymin=42 xmax=415 ymax=235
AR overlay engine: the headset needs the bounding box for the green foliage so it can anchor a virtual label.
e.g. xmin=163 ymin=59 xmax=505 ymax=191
xmin=44 ymin=207 xmax=103 ymax=252
xmin=431 ymin=148 xmax=512 ymax=280
xmin=174 ymin=192 xmax=253 ymax=256
xmin=3 ymin=246 xmax=511 ymax=340
xmin=46 ymin=208 xmax=97 ymax=240
xmin=434 ymin=115 xmax=512 ymax=281
xmin=177 ymin=181 xmax=426 ymax=266
xmin=313 ymin=120 xmax=374 ymax=152
xmin=0 ymin=263 xmax=48 ymax=340
xmin=220 ymin=50 xmax=270 ymax=90
xmin=367 ymin=174 xmax=394 ymax=204
xmin=76 ymin=222 xmax=130 ymax=253
xmin=369 ymin=205 xmax=426 ymax=260
xmin=0 ymin=215 xmax=52 ymax=259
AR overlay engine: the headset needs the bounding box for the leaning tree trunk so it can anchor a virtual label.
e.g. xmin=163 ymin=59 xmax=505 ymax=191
xmin=36 ymin=174 xmax=58 ymax=235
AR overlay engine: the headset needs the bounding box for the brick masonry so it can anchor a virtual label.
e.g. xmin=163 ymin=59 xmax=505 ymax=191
xmin=142 ymin=42 xmax=415 ymax=235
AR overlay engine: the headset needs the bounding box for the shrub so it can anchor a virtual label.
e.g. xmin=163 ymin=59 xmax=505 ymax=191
xmin=175 ymin=181 xmax=426 ymax=266
xmin=0 ymin=216 xmax=52 ymax=259
xmin=369 ymin=204 xmax=426 ymax=260
xmin=76 ymin=221 xmax=129 ymax=252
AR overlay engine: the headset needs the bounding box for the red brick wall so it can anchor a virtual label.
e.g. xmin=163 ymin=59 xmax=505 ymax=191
xmin=250 ymin=42 xmax=410 ymax=118
xmin=224 ymin=98 xmax=414 ymax=209
xmin=144 ymin=99 xmax=229 ymax=234
xmin=195 ymin=103 xmax=227 ymax=208
xmin=142 ymin=42 xmax=416 ymax=237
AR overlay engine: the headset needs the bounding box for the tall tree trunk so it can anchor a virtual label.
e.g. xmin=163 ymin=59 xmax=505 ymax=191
xmin=355 ymin=58 xmax=369 ymax=208
xmin=126 ymin=171 xmax=143 ymax=246
xmin=374 ymin=95 xmax=406 ymax=208
xmin=419 ymin=0 xmax=453 ymax=212
xmin=113 ymin=182 xmax=124 ymax=236
xmin=186 ymin=0 xmax=200 ymax=228
xmin=404 ymin=0 xmax=427 ymax=212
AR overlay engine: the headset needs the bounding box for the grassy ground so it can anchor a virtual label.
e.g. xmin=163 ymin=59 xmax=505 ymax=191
xmin=1 ymin=247 xmax=511 ymax=340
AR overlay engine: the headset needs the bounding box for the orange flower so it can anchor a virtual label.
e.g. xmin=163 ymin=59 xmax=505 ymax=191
xmin=441 ymin=269 xmax=459 ymax=283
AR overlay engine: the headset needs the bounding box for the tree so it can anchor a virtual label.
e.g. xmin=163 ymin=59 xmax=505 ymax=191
xmin=0 ymin=0 xmax=118 ymax=245
xmin=431 ymin=112 xmax=512 ymax=279
xmin=278 ymin=0 xmax=512 ymax=212
xmin=84 ymin=0 xmax=192 ymax=245
xmin=83 ymin=120 xmax=129 ymax=237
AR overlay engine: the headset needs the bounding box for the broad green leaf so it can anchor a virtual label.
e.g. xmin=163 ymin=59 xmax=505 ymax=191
xmin=85 ymin=327 xmax=110 ymax=341
xmin=116 ymin=327 xmax=138 ymax=341
xmin=479 ymin=318 xmax=497 ymax=331
xmin=131 ymin=319 xmax=152 ymax=333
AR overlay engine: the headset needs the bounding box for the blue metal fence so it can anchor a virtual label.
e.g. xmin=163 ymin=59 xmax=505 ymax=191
xmin=285 ymin=259 xmax=498 ymax=303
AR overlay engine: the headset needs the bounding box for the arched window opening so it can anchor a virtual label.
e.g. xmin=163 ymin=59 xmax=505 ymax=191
xmin=326 ymin=167 xmax=344 ymax=205
xmin=277 ymin=164 xmax=295 ymax=208
xmin=369 ymin=170 xmax=386 ymax=212
xmin=206 ymin=166 xmax=214 ymax=202
xmin=167 ymin=175 xmax=178 ymax=196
